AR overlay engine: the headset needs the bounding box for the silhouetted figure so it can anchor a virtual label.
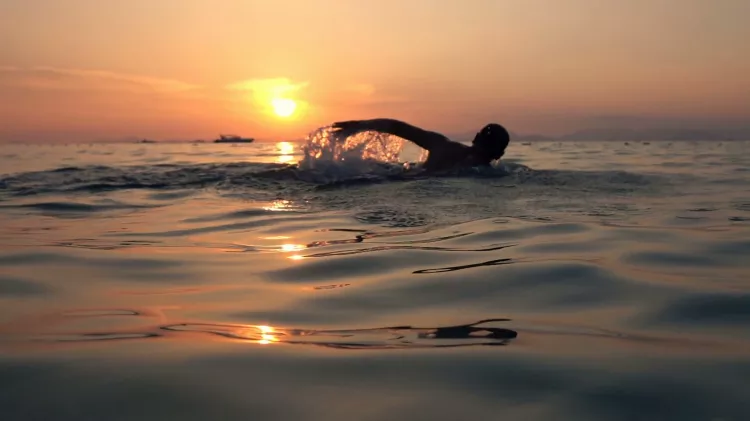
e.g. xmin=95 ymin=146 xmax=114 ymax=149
xmin=332 ymin=118 xmax=510 ymax=171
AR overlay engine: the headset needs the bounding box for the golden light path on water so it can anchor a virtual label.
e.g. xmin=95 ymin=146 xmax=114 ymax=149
xmin=263 ymin=199 xmax=295 ymax=212
xmin=255 ymin=325 xmax=280 ymax=345
xmin=260 ymin=200 xmax=306 ymax=260
xmin=276 ymin=141 xmax=295 ymax=164
xmin=282 ymin=243 xmax=306 ymax=261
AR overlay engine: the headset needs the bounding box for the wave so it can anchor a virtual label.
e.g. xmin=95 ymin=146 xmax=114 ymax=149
xmin=0 ymin=159 xmax=657 ymax=198
xmin=0 ymin=126 xmax=667 ymax=224
xmin=0 ymin=200 xmax=157 ymax=213
xmin=26 ymin=315 xmax=518 ymax=349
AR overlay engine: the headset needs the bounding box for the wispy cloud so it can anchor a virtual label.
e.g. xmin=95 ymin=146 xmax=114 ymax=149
xmin=0 ymin=66 xmax=200 ymax=93
xmin=33 ymin=66 xmax=201 ymax=92
xmin=343 ymin=83 xmax=376 ymax=96
xmin=226 ymin=77 xmax=308 ymax=98
xmin=225 ymin=77 xmax=311 ymax=118
xmin=331 ymin=82 xmax=409 ymax=107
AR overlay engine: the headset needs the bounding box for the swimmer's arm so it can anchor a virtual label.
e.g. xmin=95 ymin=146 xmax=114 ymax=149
xmin=332 ymin=118 xmax=450 ymax=152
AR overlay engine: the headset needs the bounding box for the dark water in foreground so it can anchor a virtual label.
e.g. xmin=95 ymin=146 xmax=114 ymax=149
xmin=1 ymin=140 xmax=749 ymax=420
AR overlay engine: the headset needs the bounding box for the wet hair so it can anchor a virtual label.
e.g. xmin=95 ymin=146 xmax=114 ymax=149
xmin=472 ymin=123 xmax=510 ymax=161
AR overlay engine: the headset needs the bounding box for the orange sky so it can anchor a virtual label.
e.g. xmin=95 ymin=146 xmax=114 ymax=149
xmin=1 ymin=0 xmax=749 ymax=142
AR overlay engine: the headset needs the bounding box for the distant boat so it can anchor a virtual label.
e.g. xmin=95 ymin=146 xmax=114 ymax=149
xmin=138 ymin=139 xmax=157 ymax=144
xmin=213 ymin=134 xmax=254 ymax=143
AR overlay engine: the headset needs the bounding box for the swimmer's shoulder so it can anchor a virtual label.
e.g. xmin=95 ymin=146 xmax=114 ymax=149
xmin=423 ymin=142 xmax=472 ymax=171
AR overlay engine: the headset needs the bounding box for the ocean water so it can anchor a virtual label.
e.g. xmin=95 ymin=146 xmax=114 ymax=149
xmin=1 ymin=135 xmax=749 ymax=421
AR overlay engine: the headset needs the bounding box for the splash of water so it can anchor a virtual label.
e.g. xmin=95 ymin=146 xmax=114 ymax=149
xmin=299 ymin=125 xmax=406 ymax=171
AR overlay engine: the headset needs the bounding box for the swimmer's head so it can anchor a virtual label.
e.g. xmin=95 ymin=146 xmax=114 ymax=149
xmin=472 ymin=123 xmax=510 ymax=162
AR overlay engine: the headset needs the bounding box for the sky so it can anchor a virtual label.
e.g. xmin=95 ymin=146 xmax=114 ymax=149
xmin=1 ymin=0 xmax=749 ymax=142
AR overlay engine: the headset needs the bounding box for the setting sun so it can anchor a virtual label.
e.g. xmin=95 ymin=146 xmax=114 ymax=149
xmin=271 ymin=98 xmax=297 ymax=118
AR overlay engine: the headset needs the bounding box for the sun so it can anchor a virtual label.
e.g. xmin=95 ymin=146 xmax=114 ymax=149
xmin=271 ymin=98 xmax=297 ymax=118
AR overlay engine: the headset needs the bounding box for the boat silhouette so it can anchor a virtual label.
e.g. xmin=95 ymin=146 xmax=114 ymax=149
xmin=213 ymin=134 xmax=254 ymax=143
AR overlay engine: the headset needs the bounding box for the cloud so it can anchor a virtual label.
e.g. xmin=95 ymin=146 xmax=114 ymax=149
xmin=344 ymin=83 xmax=376 ymax=96
xmin=33 ymin=66 xmax=200 ymax=92
xmin=0 ymin=66 xmax=200 ymax=93
xmin=225 ymin=78 xmax=411 ymax=109
xmin=225 ymin=77 xmax=312 ymax=119
xmin=226 ymin=77 xmax=308 ymax=98
xmin=327 ymin=82 xmax=409 ymax=107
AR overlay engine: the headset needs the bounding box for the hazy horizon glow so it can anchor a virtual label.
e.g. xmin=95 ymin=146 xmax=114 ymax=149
xmin=1 ymin=0 xmax=748 ymax=142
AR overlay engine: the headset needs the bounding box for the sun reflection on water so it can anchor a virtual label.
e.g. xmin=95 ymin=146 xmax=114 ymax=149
xmin=263 ymin=200 xmax=294 ymax=212
xmin=276 ymin=141 xmax=295 ymax=164
xmin=256 ymin=325 xmax=280 ymax=345
xmin=279 ymin=243 xmax=305 ymax=259
xmin=158 ymin=320 xmax=518 ymax=349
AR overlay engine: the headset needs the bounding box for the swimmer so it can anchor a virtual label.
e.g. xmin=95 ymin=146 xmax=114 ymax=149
xmin=331 ymin=118 xmax=510 ymax=172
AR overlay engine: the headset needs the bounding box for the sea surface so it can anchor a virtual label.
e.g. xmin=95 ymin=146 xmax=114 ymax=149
xmin=1 ymin=135 xmax=749 ymax=421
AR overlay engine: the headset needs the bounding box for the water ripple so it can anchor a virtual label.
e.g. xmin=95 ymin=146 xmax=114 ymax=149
xmin=1 ymin=141 xmax=750 ymax=421
xmin=160 ymin=318 xmax=518 ymax=349
xmin=21 ymin=315 xmax=518 ymax=350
